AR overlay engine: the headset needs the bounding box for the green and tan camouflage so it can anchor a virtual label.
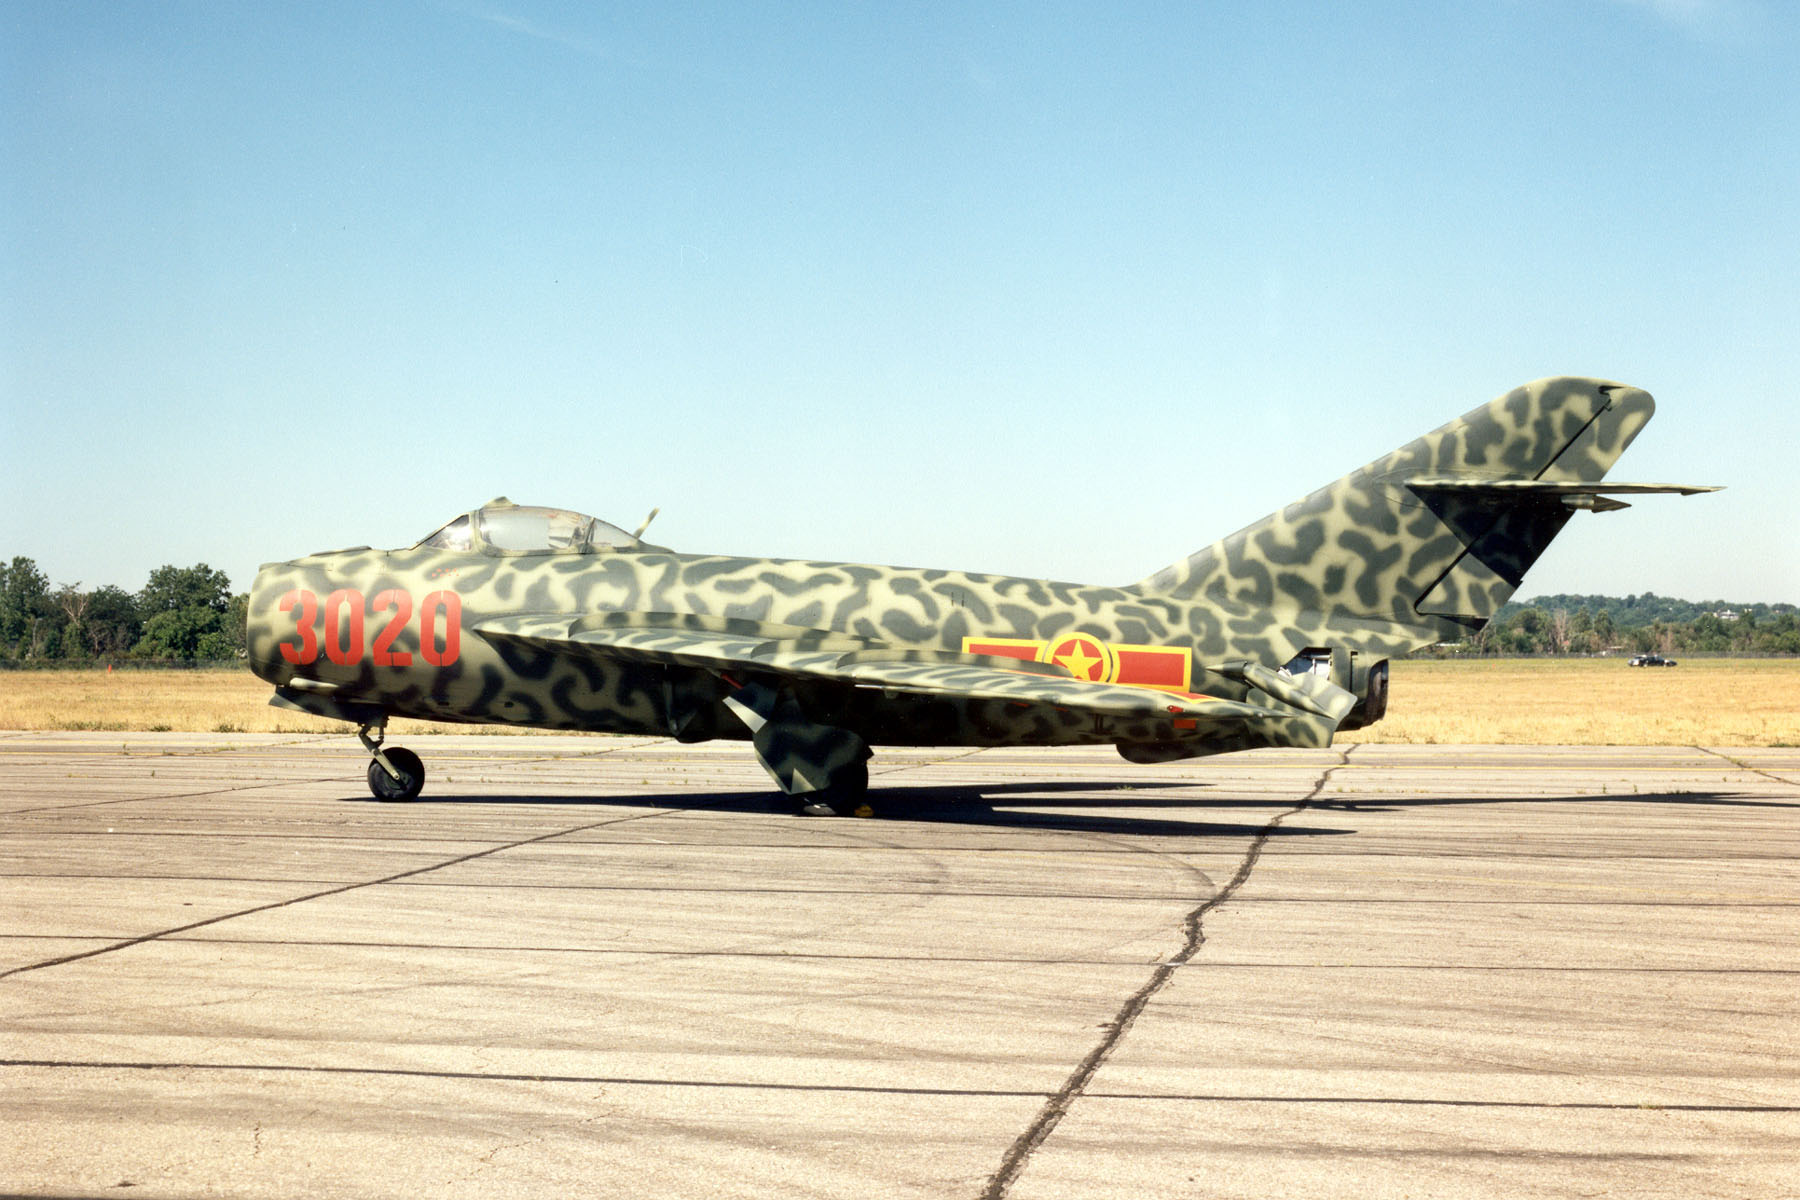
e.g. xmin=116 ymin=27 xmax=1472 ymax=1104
xmin=246 ymin=377 xmax=1715 ymax=812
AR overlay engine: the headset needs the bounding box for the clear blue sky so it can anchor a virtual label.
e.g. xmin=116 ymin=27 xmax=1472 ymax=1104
xmin=4 ymin=1 xmax=1795 ymax=602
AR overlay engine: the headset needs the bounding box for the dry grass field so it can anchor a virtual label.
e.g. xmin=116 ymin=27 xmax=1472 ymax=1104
xmin=1337 ymin=658 xmax=1797 ymax=747
xmin=0 ymin=659 xmax=1793 ymax=746
xmin=0 ymin=669 xmax=521 ymax=739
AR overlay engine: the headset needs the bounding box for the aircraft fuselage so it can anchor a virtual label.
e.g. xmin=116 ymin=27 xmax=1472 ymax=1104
xmin=247 ymin=544 xmax=1386 ymax=749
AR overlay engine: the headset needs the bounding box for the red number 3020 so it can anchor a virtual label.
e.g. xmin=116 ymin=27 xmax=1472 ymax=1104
xmin=277 ymin=589 xmax=461 ymax=667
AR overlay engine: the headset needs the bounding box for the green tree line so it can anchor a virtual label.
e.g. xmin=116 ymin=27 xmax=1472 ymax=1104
xmin=1495 ymin=592 xmax=1798 ymax=631
xmin=1430 ymin=597 xmax=1800 ymax=657
xmin=0 ymin=556 xmax=246 ymax=664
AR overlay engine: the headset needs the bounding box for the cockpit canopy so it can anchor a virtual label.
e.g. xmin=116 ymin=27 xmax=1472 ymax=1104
xmin=416 ymin=499 xmax=640 ymax=555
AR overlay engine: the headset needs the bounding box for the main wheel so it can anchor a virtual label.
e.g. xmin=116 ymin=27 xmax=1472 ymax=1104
xmin=799 ymin=759 xmax=871 ymax=817
xmin=368 ymin=747 xmax=425 ymax=802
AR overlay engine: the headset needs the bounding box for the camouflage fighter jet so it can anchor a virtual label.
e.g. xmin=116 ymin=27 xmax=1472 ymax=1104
xmin=247 ymin=377 xmax=1715 ymax=814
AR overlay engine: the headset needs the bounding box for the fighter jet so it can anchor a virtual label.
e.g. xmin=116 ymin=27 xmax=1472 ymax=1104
xmin=246 ymin=377 xmax=1714 ymax=814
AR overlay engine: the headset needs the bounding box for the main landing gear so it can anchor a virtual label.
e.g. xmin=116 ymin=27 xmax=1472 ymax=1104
xmin=359 ymin=723 xmax=424 ymax=802
xmin=720 ymin=680 xmax=874 ymax=817
xmin=798 ymin=757 xmax=871 ymax=818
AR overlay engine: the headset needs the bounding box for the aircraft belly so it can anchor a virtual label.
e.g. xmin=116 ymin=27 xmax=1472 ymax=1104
xmin=818 ymin=690 xmax=1108 ymax=749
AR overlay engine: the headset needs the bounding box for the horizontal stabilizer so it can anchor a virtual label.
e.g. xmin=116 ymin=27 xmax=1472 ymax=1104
xmin=1405 ymin=478 xmax=1720 ymax=513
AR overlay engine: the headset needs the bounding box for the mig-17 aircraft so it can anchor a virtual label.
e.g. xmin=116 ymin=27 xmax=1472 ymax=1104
xmin=247 ymin=377 xmax=1714 ymax=814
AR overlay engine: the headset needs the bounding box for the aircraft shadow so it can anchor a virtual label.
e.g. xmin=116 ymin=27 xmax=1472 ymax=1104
xmin=354 ymin=779 xmax=1350 ymax=838
xmin=1310 ymin=790 xmax=1796 ymax=812
xmin=342 ymin=776 xmax=1789 ymax=837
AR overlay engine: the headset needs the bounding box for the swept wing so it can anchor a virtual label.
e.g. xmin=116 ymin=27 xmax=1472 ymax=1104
xmin=474 ymin=611 xmax=1287 ymax=726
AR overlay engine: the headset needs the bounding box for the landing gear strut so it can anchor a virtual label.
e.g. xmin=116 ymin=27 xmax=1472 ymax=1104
xmin=720 ymin=679 xmax=874 ymax=817
xmin=359 ymin=723 xmax=424 ymax=802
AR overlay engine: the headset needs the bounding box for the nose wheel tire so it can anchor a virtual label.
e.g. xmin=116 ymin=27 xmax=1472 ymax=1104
xmin=368 ymin=747 xmax=425 ymax=802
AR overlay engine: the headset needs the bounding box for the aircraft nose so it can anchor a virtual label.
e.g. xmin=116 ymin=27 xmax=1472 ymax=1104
xmin=245 ymin=562 xmax=302 ymax=686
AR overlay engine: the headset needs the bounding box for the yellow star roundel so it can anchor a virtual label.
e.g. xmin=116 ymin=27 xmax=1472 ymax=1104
xmin=960 ymin=635 xmax=1194 ymax=694
xmin=1036 ymin=633 xmax=1117 ymax=683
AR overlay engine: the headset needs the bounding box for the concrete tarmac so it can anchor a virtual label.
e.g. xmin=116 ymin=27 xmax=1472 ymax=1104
xmin=1 ymin=732 xmax=1796 ymax=1199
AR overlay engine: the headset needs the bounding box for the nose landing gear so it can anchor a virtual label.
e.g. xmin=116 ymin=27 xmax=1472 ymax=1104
xmin=359 ymin=723 xmax=424 ymax=802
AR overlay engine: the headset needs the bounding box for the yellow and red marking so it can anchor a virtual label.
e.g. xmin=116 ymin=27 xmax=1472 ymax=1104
xmin=962 ymin=635 xmax=1194 ymax=694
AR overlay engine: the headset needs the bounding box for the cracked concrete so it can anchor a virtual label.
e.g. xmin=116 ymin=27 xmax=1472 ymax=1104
xmin=1 ymin=734 xmax=1796 ymax=1199
xmin=984 ymin=748 xmax=1356 ymax=1198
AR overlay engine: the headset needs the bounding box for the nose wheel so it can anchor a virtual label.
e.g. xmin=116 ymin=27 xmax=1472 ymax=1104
xmin=359 ymin=724 xmax=425 ymax=802
xmin=367 ymin=747 xmax=425 ymax=802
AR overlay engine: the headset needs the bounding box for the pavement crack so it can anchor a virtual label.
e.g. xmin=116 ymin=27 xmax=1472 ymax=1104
xmin=5 ymin=1060 xmax=1797 ymax=1113
xmin=2 ymin=775 xmax=354 ymax=816
xmin=978 ymin=746 xmax=1354 ymax=1200
xmin=1696 ymin=745 xmax=1800 ymax=787
xmin=0 ymin=803 xmax=712 ymax=981
xmin=870 ymin=745 xmax=994 ymax=778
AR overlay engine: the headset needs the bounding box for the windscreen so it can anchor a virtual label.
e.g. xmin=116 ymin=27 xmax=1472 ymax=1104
xmin=419 ymin=514 xmax=473 ymax=551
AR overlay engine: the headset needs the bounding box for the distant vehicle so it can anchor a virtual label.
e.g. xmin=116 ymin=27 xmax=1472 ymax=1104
xmin=1628 ymin=654 xmax=1678 ymax=667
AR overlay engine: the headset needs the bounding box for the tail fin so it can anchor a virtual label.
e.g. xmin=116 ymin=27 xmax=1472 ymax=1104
xmin=1135 ymin=377 xmax=1666 ymax=629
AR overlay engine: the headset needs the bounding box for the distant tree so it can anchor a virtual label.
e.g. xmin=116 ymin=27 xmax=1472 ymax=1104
xmin=1548 ymin=608 xmax=1572 ymax=655
xmin=52 ymin=583 xmax=93 ymax=660
xmin=1468 ymin=619 xmax=1496 ymax=656
xmin=1506 ymin=607 xmax=1547 ymax=654
xmin=195 ymin=627 xmax=237 ymax=661
xmin=1567 ymin=605 xmax=1596 ymax=654
xmin=1762 ymin=613 xmax=1800 ymax=655
xmin=1656 ymin=622 xmax=1678 ymax=657
xmin=0 ymin=557 xmax=53 ymax=659
xmin=224 ymin=593 xmax=249 ymax=656
xmin=135 ymin=607 xmax=224 ymax=660
xmin=133 ymin=564 xmax=234 ymax=661
xmin=138 ymin=564 xmax=232 ymax=617
xmin=1594 ymin=607 xmax=1617 ymax=649
xmin=83 ymin=586 xmax=141 ymax=658
xmin=1689 ymin=612 xmax=1729 ymax=653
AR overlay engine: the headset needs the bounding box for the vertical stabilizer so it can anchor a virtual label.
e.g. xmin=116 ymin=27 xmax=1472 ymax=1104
xmin=1135 ymin=377 xmax=1656 ymax=628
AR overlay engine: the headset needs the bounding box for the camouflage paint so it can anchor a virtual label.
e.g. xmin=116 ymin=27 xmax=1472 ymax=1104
xmin=245 ymin=378 xmax=1710 ymax=798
